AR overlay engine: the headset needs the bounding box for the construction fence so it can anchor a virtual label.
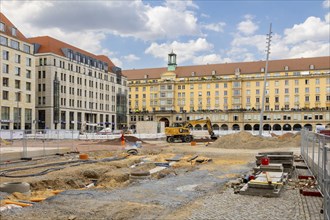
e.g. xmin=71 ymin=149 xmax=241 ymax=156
xmin=301 ymin=129 xmax=330 ymax=220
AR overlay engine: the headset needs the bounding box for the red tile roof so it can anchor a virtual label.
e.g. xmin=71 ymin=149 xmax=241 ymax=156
xmin=123 ymin=56 xmax=330 ymax=80
xmin=0 ymin=12 xmax=29 ymax=43
xmin=28 ymin=36 xmax=116 ymax=69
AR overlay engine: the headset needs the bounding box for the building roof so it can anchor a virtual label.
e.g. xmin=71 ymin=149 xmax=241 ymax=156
xmin=0 ymin=12 xmax=30 ymax=43
xmin=28 ymin=36 xmax=116 ymax=69
xmin=123 ymin=56 xmax=330 ymax=80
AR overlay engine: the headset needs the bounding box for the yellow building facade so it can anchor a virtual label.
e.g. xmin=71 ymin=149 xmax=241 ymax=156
xmin=123 ymin=53 xmax=330 ymax=132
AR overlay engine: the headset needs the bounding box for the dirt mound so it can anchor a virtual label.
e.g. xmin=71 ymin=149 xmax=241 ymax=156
xmin=94 ymin=136 xmax=143 ymax=145
xmin=209 ymin=131 xmax=301 ymax=149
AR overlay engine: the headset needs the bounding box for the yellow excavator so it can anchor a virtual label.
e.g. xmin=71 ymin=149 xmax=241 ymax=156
xmin=165 ymin=117 xmax=218 ymax=143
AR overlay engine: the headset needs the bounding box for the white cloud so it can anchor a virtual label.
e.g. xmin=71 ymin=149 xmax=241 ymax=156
xmin=284 ymin=16 xmax=329 ymax=44
xmin=2 ymin=0 xmax=202 ymax=41
xmin=145 ymin=38 xmax=213 ymax=63
xmin=228 ymin=14 xmax=330 ymax=62
xmin=123 ymin=54 xmax=140 ymax=62
xmin=237 ymin=17 xmax=259 ymax=35
xmin=323 ymin=0 xmax=330 ymax=8
xmin=192 ymin=54 xmax=230 ymax=64
xmin=145 ymin=38 xmax=230 ymax=65
xmin=203 ymin=22 xmax=226 ymax=32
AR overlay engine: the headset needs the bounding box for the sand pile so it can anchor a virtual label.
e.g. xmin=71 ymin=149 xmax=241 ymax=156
xmin=209 ymin=131 xmax=301 ymax=149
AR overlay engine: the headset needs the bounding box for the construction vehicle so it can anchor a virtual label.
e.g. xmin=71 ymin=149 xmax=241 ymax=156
xmin=165 ymin=117 xmax=218 ymax=143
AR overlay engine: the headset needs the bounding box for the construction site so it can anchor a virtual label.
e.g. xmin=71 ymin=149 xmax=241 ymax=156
xmin=0 ymin=128 xmax=329 ymax=220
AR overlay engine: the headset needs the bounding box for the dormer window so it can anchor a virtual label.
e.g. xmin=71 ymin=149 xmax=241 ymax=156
xmin=11 ymin=27 xmax=17 ymax=36
xmin=284 ymin=65 xmax=289 ymax=71
xmin=309 ymin=64 xmax=314 ymax=70
xmin=191 ymin=71 xmax=195 ymax=76
xmin=261 ymin=67 xmax=265 ymax=72
xmin=0 ymin=22 xmax=5 ymax=32
xmin=235 ymin=68 xmax=240 ymax=76
xmin=212 ymin=70 xmax=216 ymax=75
xmin=144 ymin=74 xmax=148 ymax=79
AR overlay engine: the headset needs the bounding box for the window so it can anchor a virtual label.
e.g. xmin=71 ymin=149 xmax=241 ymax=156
xmin=15 ymin=67 xmax=21 ymax=76
xmin=26 ymin=70 xmax=31 ymax=78
xmin=15 ymin=54 xmax=21 ymax=63
xmin=275 ymin=81 xmax=279 ymax=86
xmin=2 ymin=78 xmax=9 ymax=87
xmin=11 ymin=27 xmax=17 ymax=36
xmin=23 ymin=44 xmax=30 ymax=53
xmin=305 ymin=79 xmax=309 ymax=85
xmin=294 ymin=88 xmax=299 ymax=94
xmin=294 ymin=80 xmax=299 ymax=85
xmin=275 ymin=88 xmax=279 ymax=94
xmin=26 ymin=94 xmax=31 ymax=103
xmin=315 ymin=79 xmax=320 ymax=85
xmin=2 ymin=64 xmax=9 ymax=73
xmin=26 ymin=57 xmax=31 ymax=66
xmin=285 ymin=88 xmax=289 ymax=94
xmin=15 ymin=92 xmax=21 ymax=101
xmin=256 ymin=89 xmax=259 ymax=95
xmin=3 ymin=91 xmax=9 ymax=100
xmin=15 ymin=80 xmax=20 ymax=89
xmin=315 ymin=87 xmax=320 ymax=93
xmin=285 ymin=80 xmax=289 ymax=86
xmin=2 ymin=50 xmax=9 ymax=60
xmin=0 ymin=22 xmax=4 ymax=31
xmin=316 ymin=96 xmax=320 ymax=102
xmin=305 ymin=96 xmax=309 ymax=102
xmin=275 ymin=97 xmax=279 ymax=102
xmin=256 ymin=82 xmax=260 ymax=87
xmin=224 ymin=83 xmax=227 ymax=88
xmin=305 ymin=88 xmax=309 ymax=93
xmin=26 ymin=82 xmax=31 ymax=91
xmin=10 ymin=40 xmax=19 ymax=49
xmin=0 ymin=36 xmax=8 ymax=45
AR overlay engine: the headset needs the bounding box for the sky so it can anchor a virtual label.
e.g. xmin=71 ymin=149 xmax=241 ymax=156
xmin=1 ymin=0 xmax=329 ymax=70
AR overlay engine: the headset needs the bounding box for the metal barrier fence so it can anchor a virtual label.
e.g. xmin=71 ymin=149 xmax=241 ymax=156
xmin=301 ymin=129 xmax=330 ymax=220
xmin=0 ymin=130 xmax=80 ymax=161
xmin=0 ymin=129 xmax=166 ymax=161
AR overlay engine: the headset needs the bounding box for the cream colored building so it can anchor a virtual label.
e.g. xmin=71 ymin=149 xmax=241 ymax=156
xmin=0 ymin=13 xmax=36 ymax=130
xmin=123 ymin=52 xmax=330 ymax=132
xmin=28 ymin=36 xmax=128 ymax=131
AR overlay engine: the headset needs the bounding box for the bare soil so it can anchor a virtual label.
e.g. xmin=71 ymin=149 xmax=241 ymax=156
xmin=0 ymin=132 xmax=301 ymax=219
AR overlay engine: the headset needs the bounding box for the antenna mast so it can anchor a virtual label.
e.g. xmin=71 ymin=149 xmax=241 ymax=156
xmin=259 ymin=23 xmax=272 ymax=136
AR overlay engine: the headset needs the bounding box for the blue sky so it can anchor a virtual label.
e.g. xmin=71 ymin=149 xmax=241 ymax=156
xmin=1 ymin=0 xmax=329 ymax=69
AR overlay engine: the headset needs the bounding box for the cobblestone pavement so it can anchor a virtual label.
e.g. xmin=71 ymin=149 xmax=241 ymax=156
xmin=187 ymin=187 xmax=324 ymax=220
